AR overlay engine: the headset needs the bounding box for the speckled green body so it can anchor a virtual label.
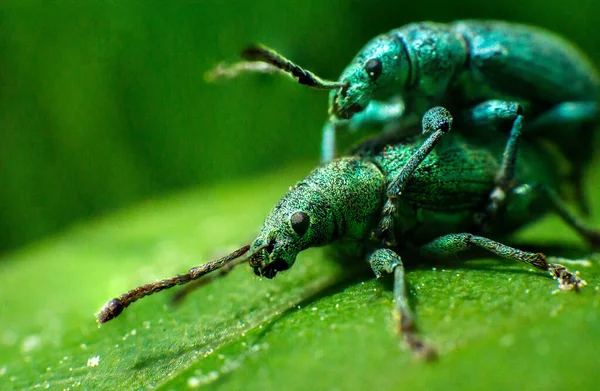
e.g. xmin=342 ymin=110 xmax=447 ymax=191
xmin=95 ymin=124 xmax=592 ymax=343
xmin=371 ymin=133 xmax=556 ymax=244
xmin=324 ymin=20 xmax=598 ymax=177
xmin=250 ymin=130 xmax=560 ymax=277
xmin=332 ymin=20 xmax=598 ymax=119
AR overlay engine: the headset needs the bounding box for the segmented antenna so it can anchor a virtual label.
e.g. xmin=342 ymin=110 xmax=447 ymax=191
xmin=95 ymin=245 xmax=251 ymax=324
xmin=171 ymin=255 xmax=249 ymax=305
xmin=206 ymin=44 xmax=345 ymax=90
xmin=205 ymin=61 xmax=289 ymax=82
xmin=242 ymin=45 xmax=345 ymax=89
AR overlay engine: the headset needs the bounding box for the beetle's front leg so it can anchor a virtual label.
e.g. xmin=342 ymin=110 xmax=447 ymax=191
xmin=321 ymin=120 xmax=339 ymax=163
xmin=321 ymin=99 xmax=406 ymax=163
xmin=374 ymin=107 xmax=453 ymax=245
xmin=368 ymin=248 xmax=436 ymax=360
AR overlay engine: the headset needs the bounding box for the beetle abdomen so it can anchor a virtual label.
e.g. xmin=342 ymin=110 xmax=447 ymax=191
xmin=452 ymin=20 xmax=599 ymax=104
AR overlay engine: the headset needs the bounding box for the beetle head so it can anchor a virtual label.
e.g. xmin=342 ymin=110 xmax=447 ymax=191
xmin=249 ymin=184 xmax=336 ymax=279
xmin=330 ymin=34 xmax=408 ymax=120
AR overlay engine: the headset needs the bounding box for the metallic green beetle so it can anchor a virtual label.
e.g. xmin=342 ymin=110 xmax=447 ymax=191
xmin=96 ymin=111 xmax=597 ymax=359
xmin=214 ymin=20 xmax=599 ymax=211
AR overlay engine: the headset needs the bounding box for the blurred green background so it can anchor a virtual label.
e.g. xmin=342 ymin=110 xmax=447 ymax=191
xmin=1 ymin=0 xmax=599 ymax=253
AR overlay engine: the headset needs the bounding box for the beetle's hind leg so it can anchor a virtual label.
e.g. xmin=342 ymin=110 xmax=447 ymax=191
xmin=420 ymin=233 xmax=586 ymax=291
xmin=368 ymin=248 xmax=437 ymax=360
xmin=527 ymin=101 xmax=598 ymax=216
xmin=507 ymin=182 xmax=600 ymax=247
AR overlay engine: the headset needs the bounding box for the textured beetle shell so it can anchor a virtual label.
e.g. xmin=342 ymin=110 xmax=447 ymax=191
xmin=251 ymin=128 xmax=565 ymax=273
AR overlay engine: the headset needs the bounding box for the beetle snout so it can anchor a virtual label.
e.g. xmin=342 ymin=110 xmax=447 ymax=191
xmin=252 ymin=257 xmax=290 ymax=279
xmin=249 ymin=240 xmax=292 ymax=279
xmin=334 ymin=102 xmax=364 ymax=119
xmin=331 ymin=92 xmax=364 ymax=120
xmin=329 ymin=78 xmax=368 ymax=120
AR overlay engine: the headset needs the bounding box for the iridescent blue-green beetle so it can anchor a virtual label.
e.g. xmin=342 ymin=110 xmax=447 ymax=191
xmin=96 ymin=109 xmax=597 ymax=360
xmin=212 ymin=20 xmax=599 ymax=209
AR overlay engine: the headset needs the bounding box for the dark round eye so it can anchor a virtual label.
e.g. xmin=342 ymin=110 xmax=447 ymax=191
xmin=290 ymin=211 xmax=310 ymax=237
xmin=364 ymin=58 xmax=382 ymax=81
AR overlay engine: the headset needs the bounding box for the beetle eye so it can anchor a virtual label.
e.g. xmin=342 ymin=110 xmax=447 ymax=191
xmin=364 ymin=58 xmax=382 ymax=81
xmin=290 ymin=211 xmax=310 ymax=237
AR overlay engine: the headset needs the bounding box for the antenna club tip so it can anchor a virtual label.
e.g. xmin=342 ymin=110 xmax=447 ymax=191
xmin=95 ymin=298 xmax=124 ymax=324
xmin=203 ymin=65 xmax=223 ymax=83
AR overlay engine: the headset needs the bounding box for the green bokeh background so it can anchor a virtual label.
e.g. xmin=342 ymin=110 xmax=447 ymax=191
xmin=1 ymin=1 xmax=599 ymax=253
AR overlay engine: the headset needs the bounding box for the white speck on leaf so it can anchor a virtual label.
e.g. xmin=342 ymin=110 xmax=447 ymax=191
xmin=87 ymin=356 xmax=100 ymax=368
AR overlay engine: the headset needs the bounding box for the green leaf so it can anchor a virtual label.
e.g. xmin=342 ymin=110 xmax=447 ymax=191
xmin=1 ymin=163 xmax=599 ymax=391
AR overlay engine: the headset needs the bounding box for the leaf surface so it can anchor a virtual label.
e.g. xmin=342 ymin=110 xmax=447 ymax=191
xmin=1 ymin=164 xmax=599 ymax=391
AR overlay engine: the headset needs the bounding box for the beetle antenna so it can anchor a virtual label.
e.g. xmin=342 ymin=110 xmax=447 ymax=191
xmin=241 ymin=44 xmax=345 ymax=89
xmin=96 ymin=245 xmax=252 ymax=324
xmin=171 ymin=254 xmax=249 ymax=305
xmin=205 ymin=44 xmax=345 ymax=90
xmin=205 ymin=61 xmax=291 ymax=82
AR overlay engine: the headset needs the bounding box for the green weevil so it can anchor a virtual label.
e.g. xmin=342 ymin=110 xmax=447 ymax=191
xmin=96 ymin=109 xmax=597 ymax=359
xmin=211 ymin=20 xmax=599 ymax=212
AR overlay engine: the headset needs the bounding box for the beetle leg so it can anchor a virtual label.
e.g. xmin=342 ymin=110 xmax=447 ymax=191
xmin=539 ymin=185 xmax=600 ymax=246
xmin=527 ymin=101 xmax=598 ymax=216
xmin=505 ymin=183 xmax=600 ymax=247
xmin=347 ymin=98 xmax=406 ymax=131
xmin=374 ymin=107 xmax=452 ymax=245
xmin=462 ymin=100 xmax=523 ymax=129
xmin=486 ymin=114 xmax=524 ymax=220
xmin=461 ymin=100 xmax=525 ymax=224
xmin=420 ymin=233 xmax=586 ymax=291
xmin=368 ymin=248 xmax=437 ymax=360
xmin=320 ymin=120 xmax=340 ymax=163
xmin=321 ymin=99 xmax=407 ymax=163
xmin=465 ymin=100 xmax=597 ymax=218
xmin=527 ymin=101 xmax=597 ymax=131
